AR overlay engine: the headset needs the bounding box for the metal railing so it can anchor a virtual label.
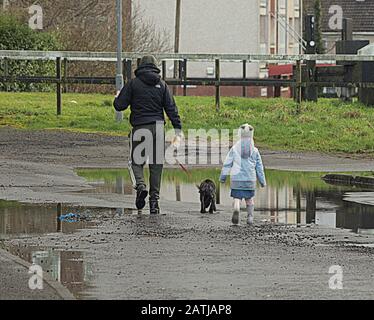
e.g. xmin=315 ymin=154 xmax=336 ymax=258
xmin=1 ymin=50 xmax=374 ymax=61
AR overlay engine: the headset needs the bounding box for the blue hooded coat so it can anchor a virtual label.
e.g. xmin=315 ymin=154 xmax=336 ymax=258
xmin=219 ymin=137 xmax=266 ymax=190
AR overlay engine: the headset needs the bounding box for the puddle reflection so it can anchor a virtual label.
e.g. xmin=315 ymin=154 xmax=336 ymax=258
xmin=6 ymin=244 xmax=94 ymax=299
xmin=77 ymin=169 xmax=374 ymax=234
xmin=0 ymin=202 xmax=96 ymax=238
xmin=0 ymin=202 xmax=101 ymax=298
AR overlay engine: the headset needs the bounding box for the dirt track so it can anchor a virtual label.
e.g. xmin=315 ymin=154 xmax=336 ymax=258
xmin=1 ymin=127 xmax=374 ymax=171
xmin=1 ymin=127 xmax=374 ymax=300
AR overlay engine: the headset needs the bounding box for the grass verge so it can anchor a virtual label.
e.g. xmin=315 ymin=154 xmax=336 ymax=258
xmin=1 ymin=92 xmax=374 ymax=154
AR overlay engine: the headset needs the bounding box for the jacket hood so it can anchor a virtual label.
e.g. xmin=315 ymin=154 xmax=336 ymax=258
xmin=135 ymin=64 xmax=161 ymax=86
xmin=233 ymin=137 xmax=255 ymax=159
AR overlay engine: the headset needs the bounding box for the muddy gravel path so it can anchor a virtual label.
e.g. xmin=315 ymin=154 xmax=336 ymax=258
xmin=1 ymin=127 xmax=374 ymax=300
xmin=1 ymin=127 xmax=374 ymax=171
xmin=3 ymin=194 xmax=374 ymax=300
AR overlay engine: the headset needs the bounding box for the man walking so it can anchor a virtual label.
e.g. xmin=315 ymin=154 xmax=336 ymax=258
xmin=114 ymin=55 xmax=182 ymax=214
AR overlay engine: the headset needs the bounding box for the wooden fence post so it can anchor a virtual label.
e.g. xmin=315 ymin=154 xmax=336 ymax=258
xmin=126 ymin=59 xmax=132 ymax=83
xmin=122 ymin=59 xmax=127 ymax=82
xmin=162 ymin=60 xmax=167 ymax=81
xmin=63 ymin=58 xmax=68 ymax=93
xmin=183 ymin=59 xmax=187 ymax=96
xmin=215 ymin=59 xmax=220 ymax=112
xmin=3 ymin=58 xmax=9 ymax=92
xmin=56 ymin=57 xmax=62 ymax=116
xmin=242 ymin=59 xmax=247 ymax=97
xmin=295 ymin=59 xmax=302 ymax=114
xmin=305 ymin=59 xmax=317 ymax=102
xmin=173 ymin=59 xmax=178 ymax=96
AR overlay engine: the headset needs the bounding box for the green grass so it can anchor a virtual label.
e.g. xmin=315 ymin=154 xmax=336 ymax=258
xmin=1 ymin=92 xmax=374 ymax=154
xmin=0 ymin=200 xmax=21 ymax=208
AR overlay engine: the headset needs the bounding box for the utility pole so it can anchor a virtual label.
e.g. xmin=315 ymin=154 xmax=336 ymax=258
xmin=265 ymin=0 xmax=270 ymax=54
xmin=300 ymin=0 xmax=304 ymax=54
xmin=173 ymin=0 xmax=181 ymax=95
xmin=285 ymin=0 xmax=288 ymax=54
xmin=115 ymin=0 xmax=124 ymax=122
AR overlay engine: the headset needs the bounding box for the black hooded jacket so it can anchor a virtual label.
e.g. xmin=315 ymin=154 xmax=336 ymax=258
xmin=113 ymin=64 xmax=182 ymax=130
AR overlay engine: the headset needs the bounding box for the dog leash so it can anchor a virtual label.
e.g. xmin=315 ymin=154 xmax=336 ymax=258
xmin=176 ymin=158 xmax=191 ymax=177
xmin=172 ymin=135 xmax=192 ymax=178
xmin=173 ymin=144 xmax=206 ymax=190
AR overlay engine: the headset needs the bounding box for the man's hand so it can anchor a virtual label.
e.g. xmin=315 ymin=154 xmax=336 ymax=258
xmin=115 ymin=90 xmax=120 ymax=98
xmin=172 ymin=130 xmax=184 ymax=149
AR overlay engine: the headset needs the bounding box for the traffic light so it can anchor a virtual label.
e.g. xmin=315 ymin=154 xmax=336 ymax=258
xmin=305 ymin=14 xmax=316 ymax=54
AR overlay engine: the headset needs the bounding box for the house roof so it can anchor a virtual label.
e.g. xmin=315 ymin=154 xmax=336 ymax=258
xmin=303 ymin=0 xmax=374 ymax=32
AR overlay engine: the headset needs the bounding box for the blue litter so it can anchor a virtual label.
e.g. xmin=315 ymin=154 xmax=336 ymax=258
xmin=59 ymin=213 xmax=80 ymax=223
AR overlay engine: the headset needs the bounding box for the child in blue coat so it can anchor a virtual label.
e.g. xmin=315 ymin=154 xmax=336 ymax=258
xmin=220 ymin=124 xmax=266 ymax=225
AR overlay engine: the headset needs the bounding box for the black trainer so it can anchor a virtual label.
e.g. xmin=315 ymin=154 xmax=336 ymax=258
xmin=149 ymin=200 xmax=160 ymax=215
xmin=135 ymin=185 xmax=148 ymax=210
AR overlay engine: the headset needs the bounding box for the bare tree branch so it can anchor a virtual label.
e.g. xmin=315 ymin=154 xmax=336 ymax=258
xmin=3 ymin=0 xmax=173 ymax=92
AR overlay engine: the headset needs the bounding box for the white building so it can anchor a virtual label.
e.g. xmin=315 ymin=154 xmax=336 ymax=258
xmin=135 ymin=0 xmax=302 ymax=97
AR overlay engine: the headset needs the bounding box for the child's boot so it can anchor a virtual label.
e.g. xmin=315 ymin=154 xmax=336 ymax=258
xmin=232 ymin=199 xmax=241 ymax=225
xmin=246 ymin=201 xmax=255 ymax=225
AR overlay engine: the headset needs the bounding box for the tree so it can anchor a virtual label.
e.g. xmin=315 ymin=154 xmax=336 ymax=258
xmin=314 ymin=0 xmax=325 ymax=54
xmin=126 ymin=2 xmax=172 ymax=53
xmin=0 ymin=13 xmax=59 ymax=91
xmin=3 ymin=0 xmax=173 ymax=93
xmin=4 ymin=0 xmax=172 ymax=53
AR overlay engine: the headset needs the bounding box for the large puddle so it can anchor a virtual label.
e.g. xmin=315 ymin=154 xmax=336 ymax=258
xmin=0 ymin=202 xmax=97 ymax=237
xmin=1 ymin=169 xmax=374 ymax=298
xmin=77 ymin=168 xmax=374 ymax=234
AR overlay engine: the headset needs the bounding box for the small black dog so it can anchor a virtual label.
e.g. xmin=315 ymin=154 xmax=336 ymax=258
xmin=198 ymin=179 xmax=217 ymax=214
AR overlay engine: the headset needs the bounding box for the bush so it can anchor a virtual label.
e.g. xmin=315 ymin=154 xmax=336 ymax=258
xmin=0 ymin=14 xmax=60 ymax=92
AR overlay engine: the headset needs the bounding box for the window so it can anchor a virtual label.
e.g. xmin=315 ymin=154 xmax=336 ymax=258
xmin=279 ymin=0 xmax=286 ymax=10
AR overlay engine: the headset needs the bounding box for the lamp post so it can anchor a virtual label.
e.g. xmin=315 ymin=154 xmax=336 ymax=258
xmin=115 ymin=0 xmax=124 ymax=122
xmin=173 ymin=0 xmax=181 ymax=95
